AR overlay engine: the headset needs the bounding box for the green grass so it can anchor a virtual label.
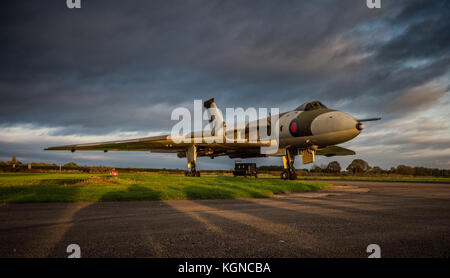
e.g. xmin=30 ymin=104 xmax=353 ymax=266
xmin=298 ymin=175 xmax=450 ymax=183
xmin=0 ymin=173 xmax=330 ymax=203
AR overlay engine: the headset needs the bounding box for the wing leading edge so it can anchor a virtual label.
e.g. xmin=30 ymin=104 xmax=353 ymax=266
xmin=44 ymin=135 xmax=172 ymax=152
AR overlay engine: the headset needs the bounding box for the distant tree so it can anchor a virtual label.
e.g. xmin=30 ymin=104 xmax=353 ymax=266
xmin=8 ymin=156 xmax=22 ymax=165
xmin=414 ymin=167 xmax=432 ymax=176
xmin=325 ymin=161 xmax=341 ymax=173
xmin=396 ymin=165 xmax=414 ymax=175
xmin=431 ymin=168 xmax=441 ymax=176
xmin=370 ymin=166 xmax=385 ymax=174
xmin=63 ymin=162 xmax=78 ymax=167
xmin=310 ymin=165 xmax=323 ymax=173
xmin=346 ymin=159 xmax=371 ymax=174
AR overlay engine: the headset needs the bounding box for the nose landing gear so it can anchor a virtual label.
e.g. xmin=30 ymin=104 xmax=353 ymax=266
xmin=281 ymin=148 xmax=297 ymax=180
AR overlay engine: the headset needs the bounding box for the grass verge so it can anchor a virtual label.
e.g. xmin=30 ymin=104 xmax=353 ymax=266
xmin=0 ymin=173 xmax=330 ymax=203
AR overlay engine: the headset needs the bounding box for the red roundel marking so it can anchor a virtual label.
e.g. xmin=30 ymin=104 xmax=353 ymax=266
xmin=290 ymin=122 xmax=297 ymax=133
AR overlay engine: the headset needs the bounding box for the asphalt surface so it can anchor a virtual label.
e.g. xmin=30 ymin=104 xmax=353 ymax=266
xmin=0 ymin=180 xmax=449 ymax=258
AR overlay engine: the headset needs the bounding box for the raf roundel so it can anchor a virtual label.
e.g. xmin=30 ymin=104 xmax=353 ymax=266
xmin=289 ymin=118 xmax=301 ymax=137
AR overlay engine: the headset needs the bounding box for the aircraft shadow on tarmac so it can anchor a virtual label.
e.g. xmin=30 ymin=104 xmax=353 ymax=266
xmin=11 ymin=182 xmax=447 ymax=258
xmin=43 ymin=184 xmax=344 ymax=258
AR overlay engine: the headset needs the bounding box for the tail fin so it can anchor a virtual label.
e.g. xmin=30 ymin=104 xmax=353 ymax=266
xmin=204 ymin=98 xmax=226 ymax=130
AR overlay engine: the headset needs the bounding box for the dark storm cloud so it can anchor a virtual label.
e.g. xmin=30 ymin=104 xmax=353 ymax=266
xmin=0 ymin=0 xmax=449 ymax=168
xmin=377 ymin=9 xmax=450 ymax=63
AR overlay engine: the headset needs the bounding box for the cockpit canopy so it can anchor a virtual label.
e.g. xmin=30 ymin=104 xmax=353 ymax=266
xmin=295 ymin=100 xmax=328 ymax=111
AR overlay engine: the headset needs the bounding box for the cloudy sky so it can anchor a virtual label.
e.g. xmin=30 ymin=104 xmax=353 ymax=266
xmin=0 ymin=0 xmax=449 ymax=170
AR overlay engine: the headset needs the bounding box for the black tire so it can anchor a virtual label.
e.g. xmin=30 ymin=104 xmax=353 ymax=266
xmin=290 ymin=172 xmax=297 ymax=180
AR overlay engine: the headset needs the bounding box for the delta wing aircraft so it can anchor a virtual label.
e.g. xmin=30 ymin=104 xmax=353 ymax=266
xmin=46 ymin=98 xmax=380 ymax=179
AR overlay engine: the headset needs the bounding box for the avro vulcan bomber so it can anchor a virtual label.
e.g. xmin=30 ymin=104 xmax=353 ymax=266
xmin=46 ymin=99 xmax=380 ymax=179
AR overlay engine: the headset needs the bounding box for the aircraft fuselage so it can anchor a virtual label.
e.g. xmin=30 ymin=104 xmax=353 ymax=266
xmin=276 ymin=108 xmax=362 ymax=151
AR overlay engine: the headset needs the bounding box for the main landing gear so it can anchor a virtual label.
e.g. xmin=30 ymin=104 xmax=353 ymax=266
xmin=184 ymin=162 xmax=200 ymax=177
xmin=185 ymin=145 xmax=200 ymax=177
xmin=281 ymin=148 xmax=297 ymax=180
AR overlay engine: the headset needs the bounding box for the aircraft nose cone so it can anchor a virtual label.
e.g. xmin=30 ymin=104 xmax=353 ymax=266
xmin=336 ymin=112 xmax=360 ymax=131
xmin=311 ymin=111 xmax=359 ymax=135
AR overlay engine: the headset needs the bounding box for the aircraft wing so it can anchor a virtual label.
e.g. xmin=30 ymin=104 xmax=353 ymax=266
xmin=45 ymin=96 xmax=274 ymax=159
xmin=45 ymin=134 xmax=272 ymax=158
xmin=44 ymin=135 xmax=181 ymax=152
xmin=316 ymin=145 xmax=355 ymax=157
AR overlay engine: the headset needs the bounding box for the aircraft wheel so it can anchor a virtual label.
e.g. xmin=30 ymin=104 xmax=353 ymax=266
xmin=289 ymin=172 xmax=297 ymax=180
xmin=195 ymin=171 xmax=200 ymax=177
xmin=281 ymin=171 xmax=288 ymax=180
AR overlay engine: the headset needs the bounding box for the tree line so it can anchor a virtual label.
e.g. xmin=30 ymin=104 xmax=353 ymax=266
xmin=1 ymin=156 xmax=449 ymax=177
xmin=258 ymin=159 xmax=449 ymax=177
